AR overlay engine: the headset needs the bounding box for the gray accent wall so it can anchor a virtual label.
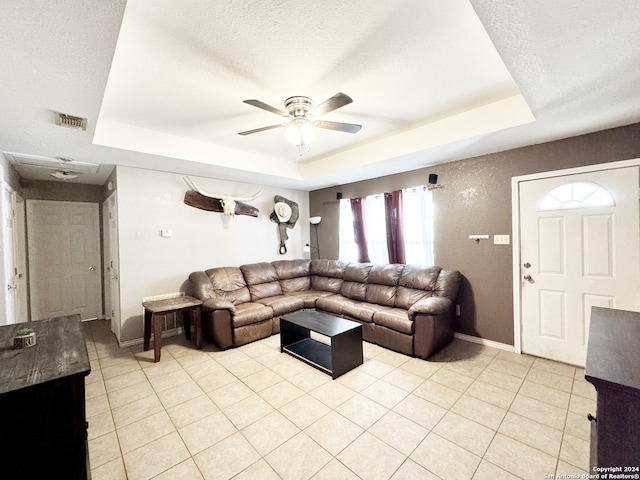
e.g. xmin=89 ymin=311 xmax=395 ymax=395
xmin=309 ymin=122 xmax=640 ymax=346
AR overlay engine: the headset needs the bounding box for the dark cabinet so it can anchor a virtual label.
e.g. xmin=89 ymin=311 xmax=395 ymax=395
xmin=0 ymin=315 xmax=91 ymax=480
xmin=585 ymin=307 xmax=640 ymax=469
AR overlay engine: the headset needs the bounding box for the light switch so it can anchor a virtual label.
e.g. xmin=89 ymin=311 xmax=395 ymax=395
xmin=161 ymin=229 xmax=172 ymax=238
xmin=494 ymin=234 xmax=510 ymax=245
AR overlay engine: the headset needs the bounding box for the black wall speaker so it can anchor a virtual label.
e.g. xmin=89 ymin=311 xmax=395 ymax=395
xmin=428 ymin=174 xmax=438 ymax=185
xmin=337 ymin=192 xmax=343 ymax=200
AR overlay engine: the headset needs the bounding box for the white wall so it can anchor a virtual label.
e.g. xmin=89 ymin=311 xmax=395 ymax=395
xmin=115 ymin=166 xmax=310 ymax=343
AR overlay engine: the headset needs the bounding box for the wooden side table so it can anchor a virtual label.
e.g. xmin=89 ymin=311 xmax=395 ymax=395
xmin=143 ymin=296 xmax=203 ymax=362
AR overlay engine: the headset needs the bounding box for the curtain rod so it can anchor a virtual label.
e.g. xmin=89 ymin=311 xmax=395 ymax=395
xmin=335 ymin=185 xmax=428 ymax=200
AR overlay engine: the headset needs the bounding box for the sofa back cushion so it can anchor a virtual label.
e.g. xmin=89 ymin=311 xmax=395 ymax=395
xmin=433 ymin=268 xmax=462 ymax=301
xmin=240 ymin=262 xmax=283 ymax=300
xmin=205 ymin=267 xmax=251 ymax=304
xmin=365 ymin=264 xmax=404 ymax=307
xmin=272 ymin=259 xmax=311 ymax=293
xmin=340 ymin=263 xmax=372 ymax=300
xmin=310 ymin=259 xmax=346 ymax=293
xmin=395 ymin=265 xmax=441 ymax=309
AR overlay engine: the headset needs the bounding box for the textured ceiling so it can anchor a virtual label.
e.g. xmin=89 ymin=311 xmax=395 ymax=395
xmin=1 ymin=1 xmax=639 ymax=189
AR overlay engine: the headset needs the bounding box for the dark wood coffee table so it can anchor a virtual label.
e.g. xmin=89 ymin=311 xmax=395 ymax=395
xmin=280 ymin=310 xmax=363 ymax=379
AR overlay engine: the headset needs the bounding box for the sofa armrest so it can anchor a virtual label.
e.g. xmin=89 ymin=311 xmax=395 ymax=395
xmin=203 ymin=297 xmax=236 ymax=314
xmin=408 ymin=297 xmax=452 ymax=317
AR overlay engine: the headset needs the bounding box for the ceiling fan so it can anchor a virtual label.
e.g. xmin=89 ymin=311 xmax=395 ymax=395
xmin=238 ymin=92 xmax=362 ymax=146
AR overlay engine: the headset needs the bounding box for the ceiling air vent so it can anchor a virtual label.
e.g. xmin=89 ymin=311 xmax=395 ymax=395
xmin=53 ymin=111 xmax=87 ymax=131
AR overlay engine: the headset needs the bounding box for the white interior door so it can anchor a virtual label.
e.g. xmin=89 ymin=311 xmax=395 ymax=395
xmin=27 ymin=200 xmax=102 ymax=321
xmin=519 ymin=166 xmax=640 ymax=366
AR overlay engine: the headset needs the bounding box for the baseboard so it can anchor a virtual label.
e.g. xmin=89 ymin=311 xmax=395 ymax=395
xmin=118 ymin=327 xmax=184 ymax=349
xmin=454 ymin=332 xmax=514 ymax=352
xmin=118 ymin=337 xmax=143 ymax=348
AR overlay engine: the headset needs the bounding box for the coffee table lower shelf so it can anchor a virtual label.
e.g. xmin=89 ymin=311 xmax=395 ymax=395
xmin=283 ymin=338 xmax=332 ymax=375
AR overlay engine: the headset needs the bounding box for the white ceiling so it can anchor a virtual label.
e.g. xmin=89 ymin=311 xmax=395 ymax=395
xmin=1 ymin=1 xmax=639 ymax=190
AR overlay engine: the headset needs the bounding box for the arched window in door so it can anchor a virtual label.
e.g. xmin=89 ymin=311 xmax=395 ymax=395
xmin=538 ymin=182 xmax=615 ymax=211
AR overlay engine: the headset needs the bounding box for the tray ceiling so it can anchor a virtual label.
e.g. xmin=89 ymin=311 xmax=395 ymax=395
xmin=1 ymin=0 xmax=639 ymax=189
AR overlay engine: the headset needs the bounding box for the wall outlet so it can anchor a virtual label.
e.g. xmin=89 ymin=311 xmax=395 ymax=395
xmin=494 ymin=234 xmax=510 ymax=245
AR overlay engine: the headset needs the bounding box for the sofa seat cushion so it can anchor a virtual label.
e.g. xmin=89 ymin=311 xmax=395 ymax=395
xmin=256 ymin=295 xmax=304 ymax=316
xmin=286 ymin=290 xmax=334 ymax=308
xmin=232 ymin=302 xmax=274 ymax=328
xmin=315 ymin=294 xmax=345 ymax=315
xmin=340 ymin=298 xmax=376 ymax=323
xmin=373 ymin=307 xmax=414 ymax=335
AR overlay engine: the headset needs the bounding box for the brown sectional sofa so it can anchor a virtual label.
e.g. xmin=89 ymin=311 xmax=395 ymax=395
xmin=187 ymin=259 xmax=461 ymax=359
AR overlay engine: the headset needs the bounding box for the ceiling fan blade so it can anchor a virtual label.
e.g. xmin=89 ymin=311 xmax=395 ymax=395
xmin=310 ymin=92 xmax=353 ymax=117
xmin=316 ymin=120 xmax=362 ymax=134
xmin=243 ymin=99 xmax=289 ymax=117
xmin=238 ymin=124 xmax=283 ymax=136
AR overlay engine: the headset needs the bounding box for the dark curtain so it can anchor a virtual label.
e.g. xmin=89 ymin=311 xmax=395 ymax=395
xmin=385 ymin=190 xmax=406 ymax=264
xmin=350 ymin=197 xmax=370 ymax=263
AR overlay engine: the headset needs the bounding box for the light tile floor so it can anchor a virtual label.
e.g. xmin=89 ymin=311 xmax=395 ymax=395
xmin=84 ymin=320 xmax=595 ymax=480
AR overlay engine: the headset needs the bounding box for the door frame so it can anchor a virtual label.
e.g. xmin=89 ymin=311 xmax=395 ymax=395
xmin=103 ymin=190 xmax=121 ymax=341
xmin=1 ymin=181 xmax=15 ymax=325
xmin=512 ymin=158 xmax=640 ymax=355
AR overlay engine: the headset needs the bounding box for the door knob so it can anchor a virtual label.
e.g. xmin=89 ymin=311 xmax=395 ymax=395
xmin=89 ymin=266 xmax=95 ymax=271
xmin=523 ymin=262 xmax=531 ymax=268
xmin=523 ymin=274 xmax=533 ymax=282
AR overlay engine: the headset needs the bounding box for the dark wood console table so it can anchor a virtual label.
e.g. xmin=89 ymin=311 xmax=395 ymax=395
xmin=0 ymin=315 xmax=91 ymax=479
xmin=585 ymin=307 xmax=640 ymax=469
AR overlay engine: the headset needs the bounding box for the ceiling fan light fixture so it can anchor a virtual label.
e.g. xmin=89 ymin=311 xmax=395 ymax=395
xmin=283 ymin=117 xmax=316 ymax=146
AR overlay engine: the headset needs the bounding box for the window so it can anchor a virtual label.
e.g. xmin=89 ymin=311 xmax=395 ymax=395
xmin=339 ymin=187 xmax=434 ymax=264
xmin=363 ymin=194 xmax=388 ymax=263
xmin=402 ymin=187 xmax=434 ymax=265
xmin=538 ymin=182 xmax=614 ymax=211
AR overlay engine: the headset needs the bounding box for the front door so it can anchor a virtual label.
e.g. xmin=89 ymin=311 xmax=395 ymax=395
xmin=519 ymin=166 xmax=640 ymax=366
xmin=27 ymin=200 xmax=102 ymax=321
